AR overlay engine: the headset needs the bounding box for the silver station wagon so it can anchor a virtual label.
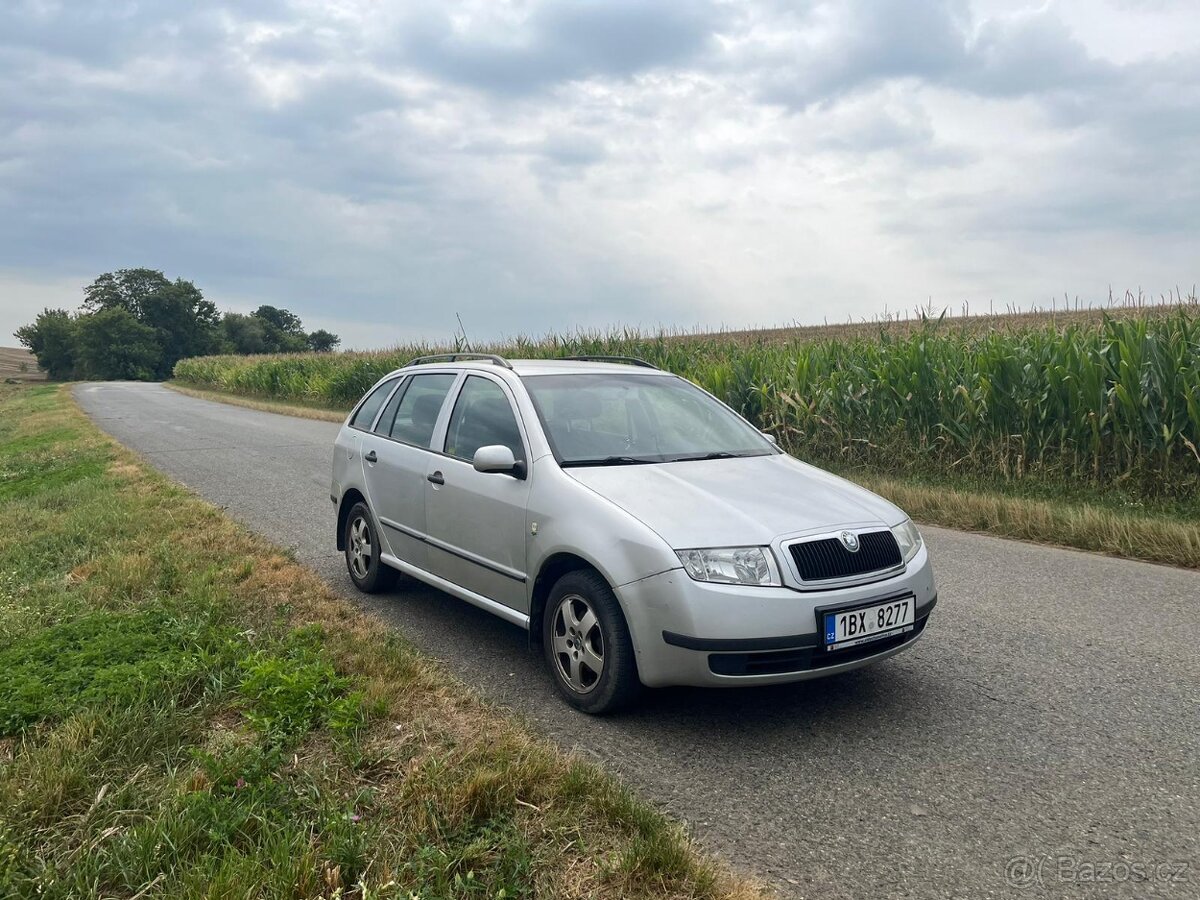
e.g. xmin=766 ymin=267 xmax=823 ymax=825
xmin=331 ymin=354 xmax=937 ymax=713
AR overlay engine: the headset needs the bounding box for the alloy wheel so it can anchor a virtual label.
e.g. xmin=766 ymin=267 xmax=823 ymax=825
xmin=551 ymin=593 xmax=605 ymax=693
xmin=349 ymin=515 xmax=372 ymax=580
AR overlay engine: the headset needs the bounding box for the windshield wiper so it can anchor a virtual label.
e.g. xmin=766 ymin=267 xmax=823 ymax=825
xmin=666 ymin=451 xmax=746 ymax=462
xmin=561 ymin=455 xmax=656 ymax=468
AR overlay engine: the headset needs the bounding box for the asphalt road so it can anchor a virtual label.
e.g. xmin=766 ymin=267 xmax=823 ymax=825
xmin=76 ymin=382 xmax=1199 ymax=899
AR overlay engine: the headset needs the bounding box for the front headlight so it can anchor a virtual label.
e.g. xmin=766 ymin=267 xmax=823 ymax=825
xmin=677 ymin=547 xmax=781 ymax=586
xmin=891 ymin=518 xmax=923 ymax=563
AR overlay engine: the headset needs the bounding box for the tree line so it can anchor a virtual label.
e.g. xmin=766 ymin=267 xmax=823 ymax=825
xmin=14 ymin=269 xmax=340 ymax=380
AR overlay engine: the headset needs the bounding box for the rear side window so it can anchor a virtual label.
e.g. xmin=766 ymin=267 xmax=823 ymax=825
xmin=349 ymin=377 xmax=399 ymax=430
xmin=389 ymin=374 xmax=457 ymax=448
xmin=444 ymin=376 xmax=524 ymax=461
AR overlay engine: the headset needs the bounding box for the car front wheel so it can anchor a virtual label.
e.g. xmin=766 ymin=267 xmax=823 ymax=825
xmin=542 ymin=569 xmax=641 ymax=714
xmin=343 ymin=501 xmax=397 ymax=593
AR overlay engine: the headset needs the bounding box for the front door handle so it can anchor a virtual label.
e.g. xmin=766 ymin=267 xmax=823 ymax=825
xmin=427 ymin=470 xmax=445 ymax=485
xmin=364 ymin=450 xmax=377 ymax=463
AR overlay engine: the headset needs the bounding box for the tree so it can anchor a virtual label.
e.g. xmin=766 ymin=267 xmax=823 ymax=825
xmin=14 ymin=268 xmax=341 ymax=383
xmin=221 ymin=312 xmax=268 ymax=355
xmin=14 ymin=309 xmax=78 ymax=379
xmin=75 ymin=270 xmax=220 ymax=377
xmin=249 ymin=305 xmax=308 ymax=352
xmin=252 ymin=305 xmax=303 ymax=333
xmin=82 ymin=268 xmax=171 ymax=317
xmin=251 ymin=305 xmax=304 ymax=335
xmin=140 ymin=279 xmax=221 ymax=377
xmin=74 ymin=308 xmax=161 ymax=380
xmin=307 ymin=329 xmax=341 ymax=352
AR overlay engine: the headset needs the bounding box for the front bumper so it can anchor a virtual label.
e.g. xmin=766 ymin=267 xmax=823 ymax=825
xmin=617 ymin=546 xmax=937 ymax=688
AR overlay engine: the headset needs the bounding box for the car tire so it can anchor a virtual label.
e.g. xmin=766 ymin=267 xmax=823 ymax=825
xmin=343 ymin=501 xmax=397 ymax=594
xmin=542 ymin=569 xmax=641 ymax=714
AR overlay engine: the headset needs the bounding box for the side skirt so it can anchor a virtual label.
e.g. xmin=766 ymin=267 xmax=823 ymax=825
xmin=379 ymin=551 xmax=531 ymax=630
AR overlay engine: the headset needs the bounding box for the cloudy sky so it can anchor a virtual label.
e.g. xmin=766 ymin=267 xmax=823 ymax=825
xmin=2 ymin=1 xmax=1197 ymax=348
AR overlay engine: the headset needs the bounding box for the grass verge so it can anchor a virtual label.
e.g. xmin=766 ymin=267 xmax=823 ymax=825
xmin=171 ymin=382 xmax=1200 ymax=570
xmin=839 ymin=470 xmax=1200 ymax=568
xmin=166 ymin=381 xmax=347 ymax=422
xmin=0 ymin=383 xmax=764 ymax=900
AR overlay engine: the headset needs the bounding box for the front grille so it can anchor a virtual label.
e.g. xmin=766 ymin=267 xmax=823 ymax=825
xmin=789 ymin=530 xmax=902 ymax=582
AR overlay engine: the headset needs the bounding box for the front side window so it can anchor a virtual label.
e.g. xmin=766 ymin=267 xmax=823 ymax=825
xmin=349 ymin=377 xmax=399 ymax=430
xmin=524 ymin=373 xmax=775 ymax=466
xmin=387 ymin=373 xmax=457 ymax=448
xmin=444 ymin=376 xmax=524 ymax=461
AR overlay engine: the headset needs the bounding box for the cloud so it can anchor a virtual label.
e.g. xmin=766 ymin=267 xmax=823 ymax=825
xmin=750 ymin=0 xmax=972 ymax=108
xmin=743 ymin=0 xmax=1121 ymax=111
xmin=389 ymin=1 xmax=725 ymax=95
xmin=964 ymin=7 xmax=1112 ymax=97
xmin=1 ymin=0 xmax=1197 ymax=347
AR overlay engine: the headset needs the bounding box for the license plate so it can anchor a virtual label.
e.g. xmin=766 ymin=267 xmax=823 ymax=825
xmin=824 ymin=596 xmax=915 ymax=652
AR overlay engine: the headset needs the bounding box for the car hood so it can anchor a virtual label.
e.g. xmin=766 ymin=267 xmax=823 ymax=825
xmin=566 ymin=453 xmax=905 ymax=549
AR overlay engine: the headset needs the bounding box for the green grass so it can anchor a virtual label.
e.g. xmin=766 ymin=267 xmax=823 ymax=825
xmin=0 ymin=384 xmax=761 ymax=900
xmin=0 ymin=607 xmax=235 ymax=733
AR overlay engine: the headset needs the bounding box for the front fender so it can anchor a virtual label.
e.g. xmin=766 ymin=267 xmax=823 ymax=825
xmin=525 ymin=458 xmax=679 ymax=593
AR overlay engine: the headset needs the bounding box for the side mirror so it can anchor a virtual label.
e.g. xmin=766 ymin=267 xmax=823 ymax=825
xmin=473 ymin=444 xmax=525 ymax=478
xmin=761 ymin=432 xmax=778 ymax=445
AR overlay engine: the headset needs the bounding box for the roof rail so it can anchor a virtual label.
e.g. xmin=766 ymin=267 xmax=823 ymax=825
xmin=561 ymin=355 xmax=660 ymax=369
xmin=406 ymin=353 xmax=513 ymax=369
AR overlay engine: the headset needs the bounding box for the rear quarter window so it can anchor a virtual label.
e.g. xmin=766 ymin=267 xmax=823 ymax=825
xmin=349 ymin=378 xmax=399 ymax=430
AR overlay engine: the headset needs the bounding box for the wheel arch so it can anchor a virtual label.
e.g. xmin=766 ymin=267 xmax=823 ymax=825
xmin=335 ymin=488 xmax=368 ymax=551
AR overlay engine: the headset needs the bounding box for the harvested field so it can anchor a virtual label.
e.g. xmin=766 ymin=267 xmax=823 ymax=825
xmin=0 ymin=347 xmax=45 ymax=381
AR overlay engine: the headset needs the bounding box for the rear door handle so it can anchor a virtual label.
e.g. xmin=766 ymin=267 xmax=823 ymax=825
xmin=427 ymin=470 xmax=445 ymax=485
xmin=364 ymin=450 xmax=378 ymax=463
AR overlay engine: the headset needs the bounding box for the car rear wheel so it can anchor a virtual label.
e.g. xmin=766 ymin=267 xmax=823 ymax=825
xmin=343 ymin=501 xmax=397 ymax=593
xmin=543 ymin=569 xmax=640 ymax=714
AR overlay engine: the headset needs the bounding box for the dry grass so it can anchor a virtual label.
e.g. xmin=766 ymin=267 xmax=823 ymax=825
xmin=0 ymin=346 xmax=45 ymax=381
xmin=853 ymin=473 xmax=1200 ymax=568
xmin=165 ymin=381 xmax=347 ymax=421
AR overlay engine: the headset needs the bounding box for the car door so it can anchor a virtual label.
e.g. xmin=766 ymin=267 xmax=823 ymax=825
xmin=360 ymin=372 xmax=459 ymax=571
xmin=424 ymin=374 xmax=532 ymax=613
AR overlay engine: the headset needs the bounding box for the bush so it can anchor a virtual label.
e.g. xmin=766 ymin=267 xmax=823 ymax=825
xmin=74 ymin=307 xmax=161 ymax=380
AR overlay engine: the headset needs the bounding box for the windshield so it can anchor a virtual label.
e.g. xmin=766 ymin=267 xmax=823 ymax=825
xmin=524 ymin=373 xmax=777 ymax=466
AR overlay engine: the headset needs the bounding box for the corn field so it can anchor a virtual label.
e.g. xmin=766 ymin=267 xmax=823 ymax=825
xmin=174 ymin=306 xmax=1200 ymax=498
